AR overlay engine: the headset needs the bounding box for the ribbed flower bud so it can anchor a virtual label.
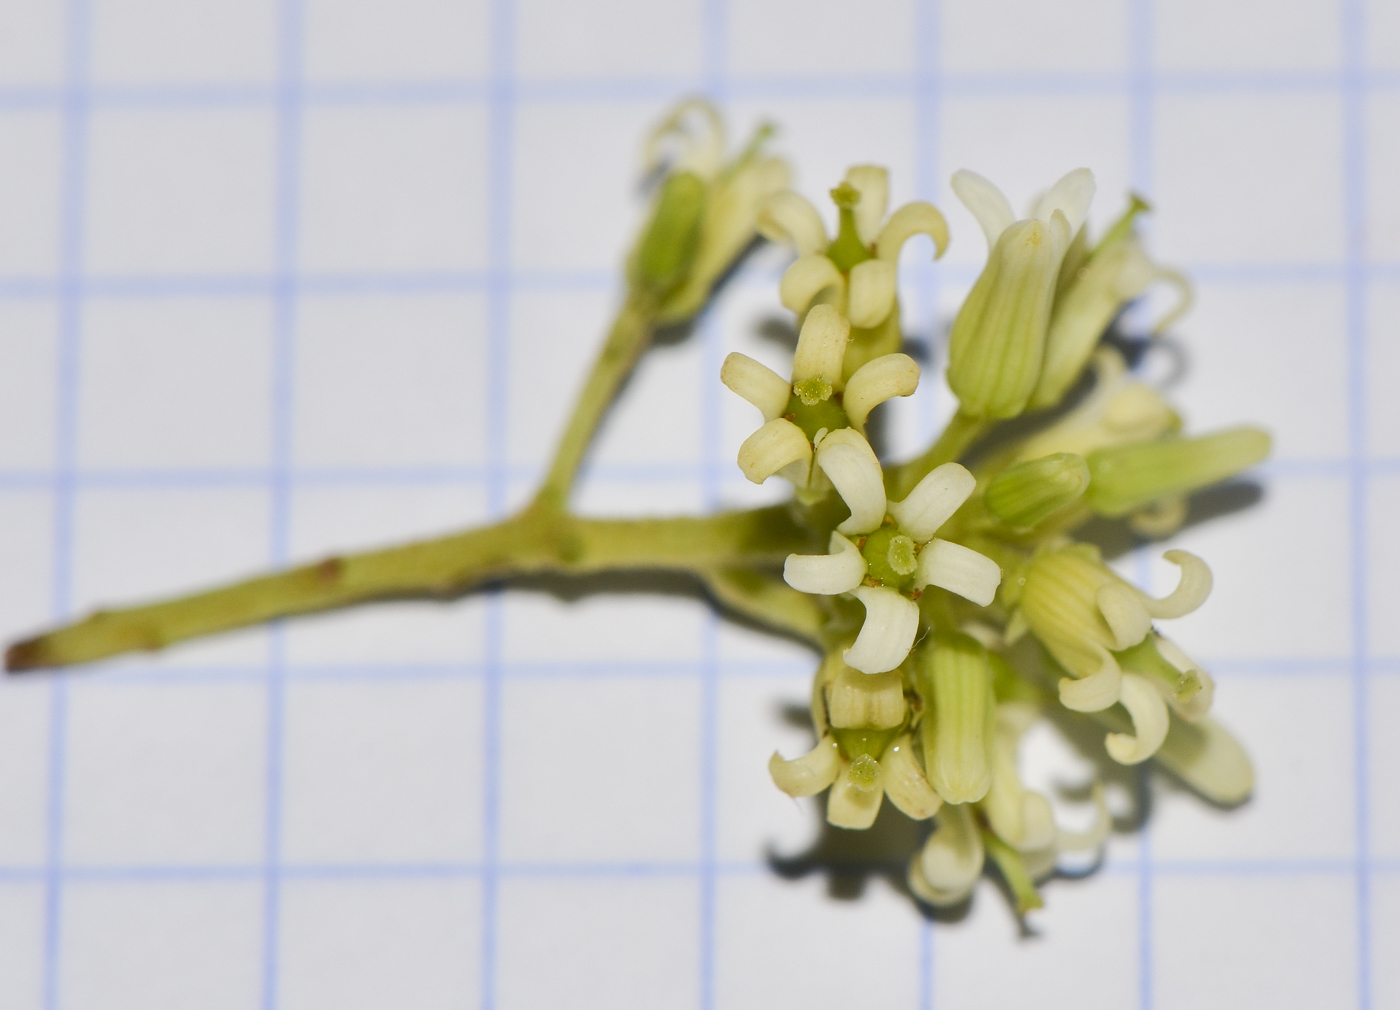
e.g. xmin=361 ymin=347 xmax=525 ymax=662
xmin=946 ymin=216 xmax=1068 ymax=419
xmin=1084 ymin=426 xmax=1271 ymax=517
xmin=632 ymin=171 xmax=706 ymax=298
xmin=915 ymin=633 xmax=995 ymax=804
xmin=984 ymin=452 xmax=1090 ymax=530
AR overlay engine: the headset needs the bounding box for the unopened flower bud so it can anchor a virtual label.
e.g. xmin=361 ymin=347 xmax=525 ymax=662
xmin=947 ymin=216 xmax=1068 ymax=419
xmin=632 ymin=171 xmax=706 ymax=298
xmin=985 ymin=452 xmax=1090 ymax=530
xmin=1084 ymin=426 xmax=1271 ymax=517
xmin=915 ymin=633 xmax=995 ymax=804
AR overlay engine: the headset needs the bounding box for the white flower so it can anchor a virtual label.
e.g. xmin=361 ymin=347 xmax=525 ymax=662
xmin=781 ymin=430 xmax=1001 ymax=674
xmin=768 ymin=658 xmax=942 ymax=830
xmin=757 ymin=165 xmax=949 ymax=329
xmin=721 ymin=304 xmax=920 ymax=488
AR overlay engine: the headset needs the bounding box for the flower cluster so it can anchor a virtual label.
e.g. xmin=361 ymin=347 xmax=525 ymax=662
xmin=726 ymin=162 xmax=1268 ymax=914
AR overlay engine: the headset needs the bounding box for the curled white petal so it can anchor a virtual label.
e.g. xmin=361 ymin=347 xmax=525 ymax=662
xmin=844 ymin=353 xmax=920 ymax=430
xmin=1020 ymin=791 xmax=1058 ymax=852
xmin=1105 ymin=672 xmax=1171 ymax=765
xmin=643 ymin=99 xmax=723 ymax=178
xmin=827 ymin=761 xmax=884 ymax=829
xmin=1032 ymin=167 xmax=1095 ymax=235
xmin=915 ymin=539 xmax=1001 ymax=607
xmin=779 ymin=254 xmax=846 ymax=317
xmin=887 ymin=462 xmax=976 ymax=542
xmin=756 ymin=190 xmax=829 ymax=256
xmin=737 ymin=418 xmax=812 ymax=485
xmin=1142 ymin=550 xmax=1213 ymax=619
xmin=844 ymin=164 xmax=890 ymax=245
xmin=844 ymin=586 xmax=920 ymax=674
xmin=783 ymin=532 xmax=867 ymax=596
xmin=1058 ymin=645 xmax=1123 ymax=712
xmin=846 ymin=259 xmax=898 ymax=329
xmin=876 ymin=201 xmax=949 ymax=262
xmin=815 ymin=429 xmax=887 ymax=535
xmin=1056 ymin=782 xmax=1112 ymax=852
xmin=880 ymin=735 xmax=942 ymax=820
xmin=1096 ymin=582 xmax=1152 ymax=650
xmin=791 ymin=304 xmax=851 ymax=387
xmin=719 ymin=352 xmax=790 ymax=422
xmin=768 ymin=735 xmax=840 ymax=797
xmin=913 ymin=803 xmax=984 ymax=904
xmin=951 ymin=169 xmax=1015 ymax=249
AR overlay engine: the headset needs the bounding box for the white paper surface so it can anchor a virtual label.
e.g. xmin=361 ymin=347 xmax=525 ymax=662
xmin=0 ymin=0 xmax=1396 ymax=1008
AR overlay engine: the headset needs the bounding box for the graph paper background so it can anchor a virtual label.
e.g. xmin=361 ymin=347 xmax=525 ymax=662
xmin=0 ymin=0 xmax=1396 ymax=1007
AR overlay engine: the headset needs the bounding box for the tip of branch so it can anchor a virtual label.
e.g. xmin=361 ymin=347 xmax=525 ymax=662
xmin=6 ymin=638 xmax=54 ymax=673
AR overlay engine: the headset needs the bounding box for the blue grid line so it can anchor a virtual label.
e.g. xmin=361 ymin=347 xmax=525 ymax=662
xmin=480 ymin=0 xmax=517 ymax=1004
xmin=258 ymin=0 xmax=305 ymax=1006
xmin=1342 ymin=1 xmax=1373 ymax=1007
xmin=3 ymin=67 xmax=1400 ymax=114
xmin=40 ymin=0 xmax=92 ymax=1006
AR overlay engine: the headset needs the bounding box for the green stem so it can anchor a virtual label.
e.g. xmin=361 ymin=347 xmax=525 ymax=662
xmin=7 ymin=505 xmax=815 ymax=671
xmin=886 ymin=410 xmax=992 ymax=499
xmin=533 ymin=293 xmax=659 ymax=510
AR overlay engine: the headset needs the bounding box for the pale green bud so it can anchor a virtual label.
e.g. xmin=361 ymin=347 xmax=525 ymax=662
xmin=984 ymin=452 xmax=1090 ymax=530
xmin=1084 ymin=426 xmax=1271 ymax=517
xmin=916 ymin=633 xmax=995 ymax=804
xmin=631 ymin=171 xmax=706 ymax=299
xmin=947 ymin=216 xmax=1069 ymax=419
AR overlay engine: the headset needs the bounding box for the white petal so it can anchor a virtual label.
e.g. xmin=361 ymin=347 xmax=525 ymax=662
xmin=1058 ymin=645 xmax=1123 ymax=712
xmin=918 ymin=803 xmax=984 ymax=898
xmin=844 ymin=353 xmax=920 ymax=430
xmin=915 ymin=539 xmax=1001 ymax=607
xmin=1105 ymin=672 xmax=1170 ymax=765
xmin=790 ymin=303 xmax=851 ymax=386
xmin=737 ymin=417 xmax=811 ymax=485
xmin=844 ymin=586 xmax=920 ymax=674
xmin=1020 ymin=791 xmax=1058 ymax=852
xmin=846 ymin=259 xmax=898 ymax=328
xmin=814 ymin=428 xmax=887 ymax=534
xmin=719 ymin=352 xmax=791 ymax=422
xmin=1154 ymin=714 xmax=1254 ymax=805
xmin=768 ymin=735 xmax=840 ymax=797
xmin=880 ymin=735 xmax=942 ymax=820
xmin=756 ymin=190 xmax=829 ymax=256
xmin=779 ymin=254 xmax=845 ymax=317
xmin=875 ymin=201 xmax=949 ymax=262
xmin=783 ymin=531 xmax=867 ymax=596
xmin=642 ymin=98 xmax=724 ymax=179
xmin=1096 ymin=582 xmax=1152 ymax=650
xmin=844 ymin=164 xmax=890 ymax=245
xmin=1142 ymin=550 xmax=1213 ymax=619
xmin=1031 ymin=167 xmax=1096 ymax=235
xmin=827 ymin=762 xmax=884 ymax=828
xmin=1055 ymin=782 xmax=1112 ymax=852
xmin=888 ymin=461 xmax=976 ymax=542
xmin=951 ymin=169 xmax=1015 ymax=249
